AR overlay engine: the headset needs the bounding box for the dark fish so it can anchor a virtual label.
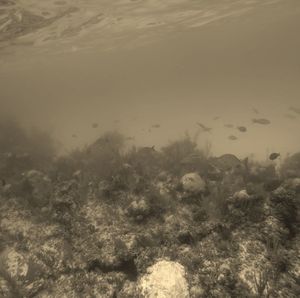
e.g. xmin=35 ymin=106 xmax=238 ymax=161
xmin=237 ymin=126 xmax=247 ymax=132
xmin=252 ymin=118 xmax=271 ymax=125
xmin=213 ymin=116 xmax=220 ymax=120
xmin=252 ymin=107 xmax=259 ymax=114
xmin=228 ymin=135 xmax=238 ymax=141
xmin=152 ymin=124 xmax=161 ymax=128
xmin=92 ymin=123 xmax=99 ymax=128
xmin=72 ymin=134 xmax=77 ymax=138
xmin=210 ymin=154 xmax=242 ymax=171
xmin=289 ymin=106 xmax=300 ymax=114
xmin=269 ymin=153 xmax=280 ymax=160
xmin=224 ymin=124 xmax=234 ymax=128
xmin=197 ymin=122 xmax=212 ymax=132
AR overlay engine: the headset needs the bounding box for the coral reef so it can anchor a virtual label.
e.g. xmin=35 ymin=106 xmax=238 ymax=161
xmin=0 ymin=127 xmax=300 ymax=297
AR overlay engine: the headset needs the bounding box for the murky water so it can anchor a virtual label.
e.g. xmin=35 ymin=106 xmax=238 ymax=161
xmin=0 ymin=0 xmax=300 ymax=159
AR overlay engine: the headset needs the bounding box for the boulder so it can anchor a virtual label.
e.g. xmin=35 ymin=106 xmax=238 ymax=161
xmin=138 ymin=260 xmax=189 ymax=298
xmin=233 ymin=190 xmax=250 ymax=201
xmin=181 ymin=173 xmax=206 ymax=194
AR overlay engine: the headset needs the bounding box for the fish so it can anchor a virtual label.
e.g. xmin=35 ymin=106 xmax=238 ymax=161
xmin=92 ymin=123 xmax=99 ymax=128
xmin=252 ymin=118 xmax=271 ymax=125
xmin=237 ymin=126 xmax=247 ymax=132
xmin=269 ymin=153 xmax=280 ymax=160
xmin=196 ymin=122 xmax=212 ymax=132
xmin=289 ymin=106 xmax=300 ymax=114
xmin=228 ymin=135 xmax=238 ymax=141
xmin=213 ymin=116 xmax=220 ymax=120
xmin=72 ymin=134 xmax=77 ymax=138
xmin=224 ymin=124 xmax=234 ymax=128
xmin=252 ymin=107 xmax=259 ymax=114
xmin=152 ymin=124 xmax=161 ymax=128
xmin=210 ymin=154 xmax=242 ymax=171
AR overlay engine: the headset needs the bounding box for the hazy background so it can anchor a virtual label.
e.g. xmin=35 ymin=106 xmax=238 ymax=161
xmin=1 ymin=0 xmax=300 ymax=160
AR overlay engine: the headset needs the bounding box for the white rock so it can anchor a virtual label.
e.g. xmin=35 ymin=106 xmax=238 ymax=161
xmin=181 ymin=173 xmax=206 ymax=194
xmin=138 ymin=260 xmax=189 ymax=298
xmin=233 ymin=189 xmax=250 ymax=200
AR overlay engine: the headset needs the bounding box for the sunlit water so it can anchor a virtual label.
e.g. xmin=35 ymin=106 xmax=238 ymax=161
xmin=0 ymin=0 xmax=300 ymax=160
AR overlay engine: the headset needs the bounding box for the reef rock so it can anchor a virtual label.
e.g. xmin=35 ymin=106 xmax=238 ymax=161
xmin=138 ymin=260 xmax=189 ymax=298
xmin=181 ymin=173 xmax=206 ymax=194
xmin=0 ymin=248 xmax=28 ymax=282
xmin=126 ymin=196 xmax=151 ymax=221
xmin=23 ymin=170 xmax=52 ymax=207
xmin=0 ymin=276 xmax=12 ymax=298
xmin=286 ymin=177 xmax=300 ymax=192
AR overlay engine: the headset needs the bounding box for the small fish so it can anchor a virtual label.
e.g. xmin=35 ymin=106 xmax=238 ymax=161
xmin=228 ymin=135 xmax=238 ymax=141
xmin=237 ymin=126 xmax=247 ymax=132
xmin=252 ymin=107 xmax=259 ymax=114
xmin=197 ymin=122 xmax=212 ymax=132
xmin=213 ymin=116 xmax=220 ymax=120
xmin=252 ymin=118 xmax=271 ymax=125
xmin=92 ymin=123 xmax=99 ymax=128
xmin=289 ymin=106 xmax=300 ymax=114
xmin=152 ymin=124 xmax=161 ymax=128
xmin=269 ymin=152 xmax=280 ymax=160
xmin=72 ymin=134 xmax=77 ymax=138
xmin=224 ymin=124 xmax=234 ymax=128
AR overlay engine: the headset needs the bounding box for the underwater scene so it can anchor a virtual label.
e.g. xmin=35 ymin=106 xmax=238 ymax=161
xmin=1 ymin=0 xmax=300 ymax=297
